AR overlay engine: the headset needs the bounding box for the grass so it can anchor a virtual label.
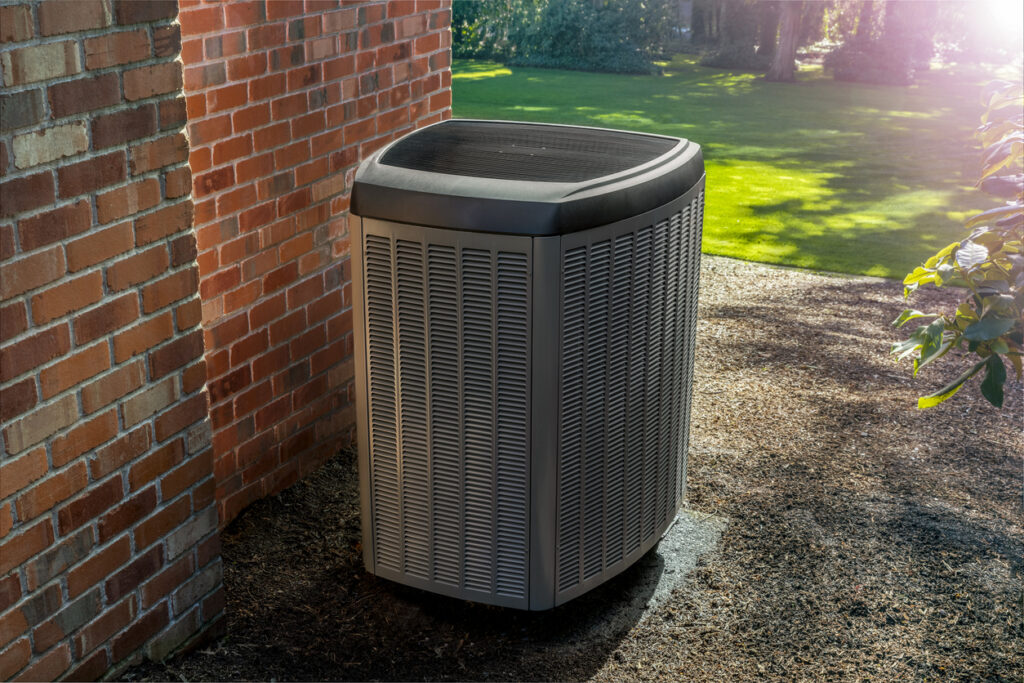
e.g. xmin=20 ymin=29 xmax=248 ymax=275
xmin=451 ymin=56 xmax=1002 ymax=278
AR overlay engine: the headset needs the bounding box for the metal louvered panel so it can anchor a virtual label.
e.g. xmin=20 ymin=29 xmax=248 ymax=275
xmin=365 ymin=234 xmax=401 ymax=573
xmin=555 ymin=190 xmax=703 ymax=599
xmin=362 ymin=224 xmax=531 ymax=605
xmin=495 ymin=253 xmax=529 ymax=598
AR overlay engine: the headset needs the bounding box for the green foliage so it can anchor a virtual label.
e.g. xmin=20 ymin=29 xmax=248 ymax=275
xmin=699 ymin=42 xmax=771 ymax=71
xmin=893 ymin=80 xmax=1024 ymax=409
xmin=451 ymin=0 xmax=675 ymax=74
xmin=823 ymin=42 xmax=914 ymax=86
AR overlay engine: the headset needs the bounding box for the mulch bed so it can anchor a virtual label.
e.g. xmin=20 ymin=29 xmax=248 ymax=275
xmin=126 ymin=256 xmax=1023 ymax=681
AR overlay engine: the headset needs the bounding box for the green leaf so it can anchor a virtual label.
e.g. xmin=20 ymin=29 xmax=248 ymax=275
xmin=892 ymin=309 xmax=935 ymax=328
xmin=963 ymin=314 xmax=1017 ymax=341
xmin=979 ymin=174 xmax=1024 ymax=201
xmin=913 ymin=319 xmax=951 ymax=375
xmin=917 ymin=358 xmax=987 ymax=409
xmin=966 ymin=204 xmax=1024 ymax=228
xmin=979 ymin=354 xmax=1007 ymax=408
xmin=955 ymin=241 xmax=989 ymax=269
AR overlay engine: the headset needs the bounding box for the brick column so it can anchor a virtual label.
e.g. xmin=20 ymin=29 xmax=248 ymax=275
xmin=177 ymin=0 xmax=453 ymax=523
xmin=1 ymin=1 xmax=221 ymax=679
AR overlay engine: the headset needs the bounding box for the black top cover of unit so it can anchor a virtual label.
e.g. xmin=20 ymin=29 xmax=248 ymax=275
xmin=351 ymin=119 xmax=704 ymax=236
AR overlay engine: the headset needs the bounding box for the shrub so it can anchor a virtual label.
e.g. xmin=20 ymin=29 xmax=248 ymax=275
xmin=824 ymin=42 xmax=914 ymax=85
xmin=699 ymin=43 xmax=771 ymax=71
xmin=892 ymin=80 xmax=1024 ymax=408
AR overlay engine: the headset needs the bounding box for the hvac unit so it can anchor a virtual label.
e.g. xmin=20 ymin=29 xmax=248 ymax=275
xmin=350 ymin=120 xmax=705 ymax=610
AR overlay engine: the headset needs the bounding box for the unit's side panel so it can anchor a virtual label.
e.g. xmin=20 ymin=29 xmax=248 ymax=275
xmin=553 ymin=181 xmax=705 ymax=605
xmin=353 ymin=218 xmax=376 ymax=572
xmin=360 ymin=219 xmax=532 ymax=609
xmin=364 ymin=234 xmax=403 ymax=572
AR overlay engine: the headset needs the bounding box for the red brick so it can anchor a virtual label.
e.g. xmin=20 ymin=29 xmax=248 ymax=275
xmin=153 ymin=24 xmax=182 ymax=58
xmin=0 ymin=378 xmax=35 ymax=422
xmin=0 ymin=225 xmax=14 ymax=260
xmin=134 ymin=495 xmax=189 ymax=550
xmin=128 ymin=439 xmax=182 ymax=491
xmin=247 ymin=23 xmax=286 ymax=51
xmin=162 ymin=449 xmax=214 ymax=501
xmin=208 ymin=365 xmax=251 ymax=404
xmin=97 ymin=179 xmax=161 ymax=224
xmin=89 ymin=424 xmax=151 ymax=480
xmin=13 ymin=641 xmax=70 ymax=681
xmin=124 ymin=62 xmax=183 ymax=102
xmin=287 ymin=275 xmax=324 ymax=309
xmin=74 ymin=594 xmax=135 ymax=655
xmin=223 ymin=280 xmax=260 ymax=314
xmin=107 ymin=245 xmax=170 ymax=291
xmin=0 ymin=607 xmax=27 ymax=649
xmin=176 ymin=298 xmax=202 ymax=331
xmin=0 ymin=637 xmax=30 ymax=681
xmin=110 ymin=602 xmax=168 ymax=662
xmin=0 ymin=172 xmax=55 ymax=218
xmin=114 ymin=0 xmax=177 ymax=24
xmin=207 ymin=83 xmax=247 ymax=114
xmin=0 ymin=448 xmax=48 ymax=499
xmin=92 ymin=105 xmax=156 ymax=149
xmin=165 ymin=166 xmax=192 ymax=199
xmin=141 ymin=554 xmax=195 ymax=610
xmin=0 ymin=519 xmax=53 ymax=580
xmin=136 ymin=201 xmax=194 ymax=246
xmin=113 ymin=312 xmax=174 ymax=363
xmin=194 ymin=166 xmax=234 ymax=197
xmin=183 ymin=360 xmax=207 ymax=393
xmin=84 ymin=29 xmax=150 ymax=69
xmin=200 ymin=266 xmax=240 ymax=300
xmin=253 ymin=121 xmax=289 ymax=151
xmin=122 ymin=376 xmax=178 ymax=428
xmin=155 ymin=393 xmax=208 ymax=442
xmin=106 ymin=545 xmax=164 ymax=603
xmin=57 ymin=473 xmax=122 ymax=534
xmin=0 ymin=323 xmax=70 ymax=382
xmin=227 ymin=53 xmax=267 ymax=81
xmin=98 ymin=486 xmax=157 ymax=543
xmin=30 ymin=271 xmax=103 ymax=325
xmin=81 ymin=360 xmax=146 ymax=414
xmin=159 ymin=96 xmax=188 ymax=130
xmin=142 ymin=267 xmax=199 ymax=313
xmin=47 ymin=73 xmax=119 ymax=120
xmin=249 ymin=292 xmax=286 ymax=329
xmin=237 ymin=154 xmax=275 ymax=186
xmin=216 ymin=183 xmax=257 ymax=216
xmin=66 ymin=221 xmax=134 ymax=271
xmin=231 ymin=103 xmax=270 ymax=133
xmin=15 ymin=462 xmax=88 ymax=523
xmin=150 ymin=329 xmax=204 ymax=379
xmin=213 ymin=135 xmax=253 ymax=166
xmin=178 ymin=5 xmax=224 ymax=35
xmin=56 ymin=150 xmax=126 ymax=198
xmin=74 ymin=293 xmax=140 ymax=344
xmin=268 ymin=0 xmax=305 ymax=20
xmin=131 ymin=133 xmax=189 ymax=175
xmin=17 ymin=200 xmax=91 ymax=251
xmin=39 ymin=342 xmax=109 ymax=401
xmin=0 ymin=4 xmax=33 ymax=42
xmin=51 ymin=409 xmax=118 ymax=468
xmin=64 ymin=648 xmax=108 ymax=683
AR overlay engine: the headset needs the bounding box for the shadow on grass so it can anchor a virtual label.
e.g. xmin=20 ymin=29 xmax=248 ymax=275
xmin=453 ymin=56 xmax=997 ymax=277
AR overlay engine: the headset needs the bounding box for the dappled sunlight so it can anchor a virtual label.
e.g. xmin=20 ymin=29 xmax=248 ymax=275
xmin=452 ymin=58 xmax=997 ymax=277
xmin=452 ymin=64 xmax=512 ymax=81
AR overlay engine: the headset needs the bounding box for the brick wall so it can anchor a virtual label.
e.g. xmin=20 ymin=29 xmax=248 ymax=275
xmin=1 ymin=1 xmax=221 ymax=679
xmin=177 ymin=0 xmax=452 ymax=523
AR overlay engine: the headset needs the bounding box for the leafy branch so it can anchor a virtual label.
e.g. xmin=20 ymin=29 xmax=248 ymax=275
xmin=893 ymin=79 xmax=1023 ymax=409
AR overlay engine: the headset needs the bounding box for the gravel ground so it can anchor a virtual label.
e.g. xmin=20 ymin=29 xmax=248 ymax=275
xmin=127 ymin=256 xmax=1023 ymax=682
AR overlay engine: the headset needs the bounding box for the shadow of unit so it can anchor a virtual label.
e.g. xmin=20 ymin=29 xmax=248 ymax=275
xmin=349 ymin=119 xmax=706 ymax=610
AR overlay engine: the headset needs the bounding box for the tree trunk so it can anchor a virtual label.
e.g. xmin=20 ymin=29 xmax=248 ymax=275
xmin=756 ymin=1 xmax=780 ymax=58
xmin=853 ymin=0 xmax=876 ymax=44
xmin=765 ymin=1 xmax=801 ymax=82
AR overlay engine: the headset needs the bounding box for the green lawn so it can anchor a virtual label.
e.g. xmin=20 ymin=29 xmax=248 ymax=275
xmin=452 ymin=56 xmax=1000 ymax=278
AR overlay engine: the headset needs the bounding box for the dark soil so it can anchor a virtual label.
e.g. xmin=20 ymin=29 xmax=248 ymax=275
xmin=125 ymin=256 xmax=1023 ymax=682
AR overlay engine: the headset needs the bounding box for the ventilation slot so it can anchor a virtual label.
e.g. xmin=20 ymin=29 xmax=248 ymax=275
xmin=365 ymin=233 xmax=530 ymax=600
xmin=555 ymin=193 xmax=703 ymax=596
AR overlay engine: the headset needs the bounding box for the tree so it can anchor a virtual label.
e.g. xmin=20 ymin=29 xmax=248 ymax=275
xmin=755 ymin=1 xmax=780 ymax=58
xmin=764 ymin=0 xmax=802 ymax=82
xmin=892 ymin=81 xmax=1024 ymax=409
